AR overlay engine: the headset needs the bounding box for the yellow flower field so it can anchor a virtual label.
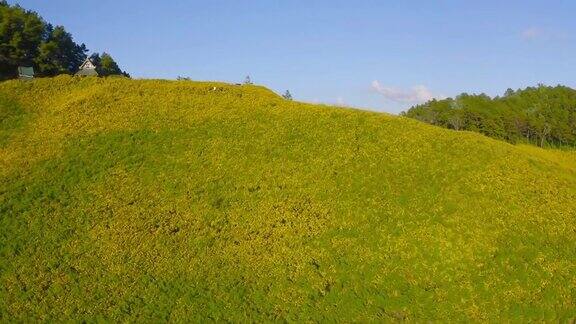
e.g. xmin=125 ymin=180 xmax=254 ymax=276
xmin=1 ymin=76 xmax=575 ymax=321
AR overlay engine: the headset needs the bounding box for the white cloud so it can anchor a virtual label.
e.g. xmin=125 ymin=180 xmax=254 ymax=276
xmin=335 ymin=97 xmax=346 ymax=106
xmin=519 ymin=27 xmax=570 ymax=41
xmin=521 ymin=27 xmax=544 ymax=40
xmin=371 ymin=81 xmax=443 ymax=104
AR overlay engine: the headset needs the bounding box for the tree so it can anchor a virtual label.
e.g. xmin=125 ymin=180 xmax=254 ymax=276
xmin=99 ymin=52 xmax=125 ymax=76
xmin=90 ymin=52 xmax=129 ymax=77
xmin=0 ymin=2 xmax=130 ymax=80
xmin=448 ymin=110 xmax=464 ymax=130
xmin=0 ymin=2 xmax=89 ymax=79
xmin=504 ymin=88 xmax=515 ymax=97
xmin=403 ymin=85 xmax=576 ymax=148
xmin=34 ymin=25 xmax=87 ymax=76
xmin=282 ymin=90 xmax=293 ymax=100
xmin=244 ymin=75 xmax=252 ymax=85
xmin=0 ymin=2 xmax=45 ymax=79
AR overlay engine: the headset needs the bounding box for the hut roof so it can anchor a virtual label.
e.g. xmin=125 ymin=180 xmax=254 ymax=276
xmin=18 ymin=66 xmax=34 ymax=79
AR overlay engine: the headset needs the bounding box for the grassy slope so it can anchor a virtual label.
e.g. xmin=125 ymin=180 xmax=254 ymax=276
xmin=1 ymin=76 xmax=575 ymax=321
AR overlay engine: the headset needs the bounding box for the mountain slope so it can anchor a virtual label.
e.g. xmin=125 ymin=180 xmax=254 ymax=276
xmin=1 ymin=76 xmax=575 ymax=321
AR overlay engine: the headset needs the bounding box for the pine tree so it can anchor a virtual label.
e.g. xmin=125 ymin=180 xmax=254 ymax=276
xmin=0 ymin=3 xmax=45 ymax=79
xmin=35 ymin=25 xmax=87 ymax=76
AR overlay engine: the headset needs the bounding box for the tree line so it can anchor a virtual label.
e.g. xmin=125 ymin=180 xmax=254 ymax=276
xmin=0 ymin=1 xmax=128 ymax=80
xmin=402 ymin=85 xmax=576 ymax=148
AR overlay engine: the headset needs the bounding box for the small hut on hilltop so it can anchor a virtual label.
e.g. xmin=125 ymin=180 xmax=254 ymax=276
xmin=18 ymin=66 xmax=34 ymax=80
xmin=76 ymin=58 xmax=98 ymax=76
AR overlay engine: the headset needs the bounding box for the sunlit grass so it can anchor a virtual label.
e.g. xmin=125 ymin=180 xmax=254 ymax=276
xmin=1 ymin=76 xmax=575 ymax=321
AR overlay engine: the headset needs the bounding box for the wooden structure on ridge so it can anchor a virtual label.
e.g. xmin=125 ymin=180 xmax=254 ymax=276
xmin=18 ymin=66 xmax=34 ymax=80
xmin=76 ymin=58 xmax=99 ymax=76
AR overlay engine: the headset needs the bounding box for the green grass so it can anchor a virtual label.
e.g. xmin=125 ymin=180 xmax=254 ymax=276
xmin=1 ymin=76 xmax=575 ymax=321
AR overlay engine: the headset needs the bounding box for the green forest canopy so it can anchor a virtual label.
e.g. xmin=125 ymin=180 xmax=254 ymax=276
xmin=403 ymin=85 xmax=576 ymax=148
xmin=0 ymin=0 xmax=128 ymax=79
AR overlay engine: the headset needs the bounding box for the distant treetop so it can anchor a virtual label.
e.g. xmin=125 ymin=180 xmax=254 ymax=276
xmin=403 ymin=84 xmax=576 ymax=148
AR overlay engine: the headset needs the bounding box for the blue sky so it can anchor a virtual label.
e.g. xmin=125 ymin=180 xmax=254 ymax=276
xmin=10 ymin=0 xmax=576 ymax=113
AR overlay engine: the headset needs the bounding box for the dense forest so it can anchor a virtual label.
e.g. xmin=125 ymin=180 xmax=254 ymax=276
xmin=403 ymin=85 xmax=576 ymax=148
xmin=0 ymin=1 xmax=127 ymax=79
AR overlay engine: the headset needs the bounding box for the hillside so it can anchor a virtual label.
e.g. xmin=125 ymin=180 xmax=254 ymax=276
xmin=403 ymin=85 xmax=576 ymax=148
xmin=1 ymin=76 xmax=575 ymax=321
